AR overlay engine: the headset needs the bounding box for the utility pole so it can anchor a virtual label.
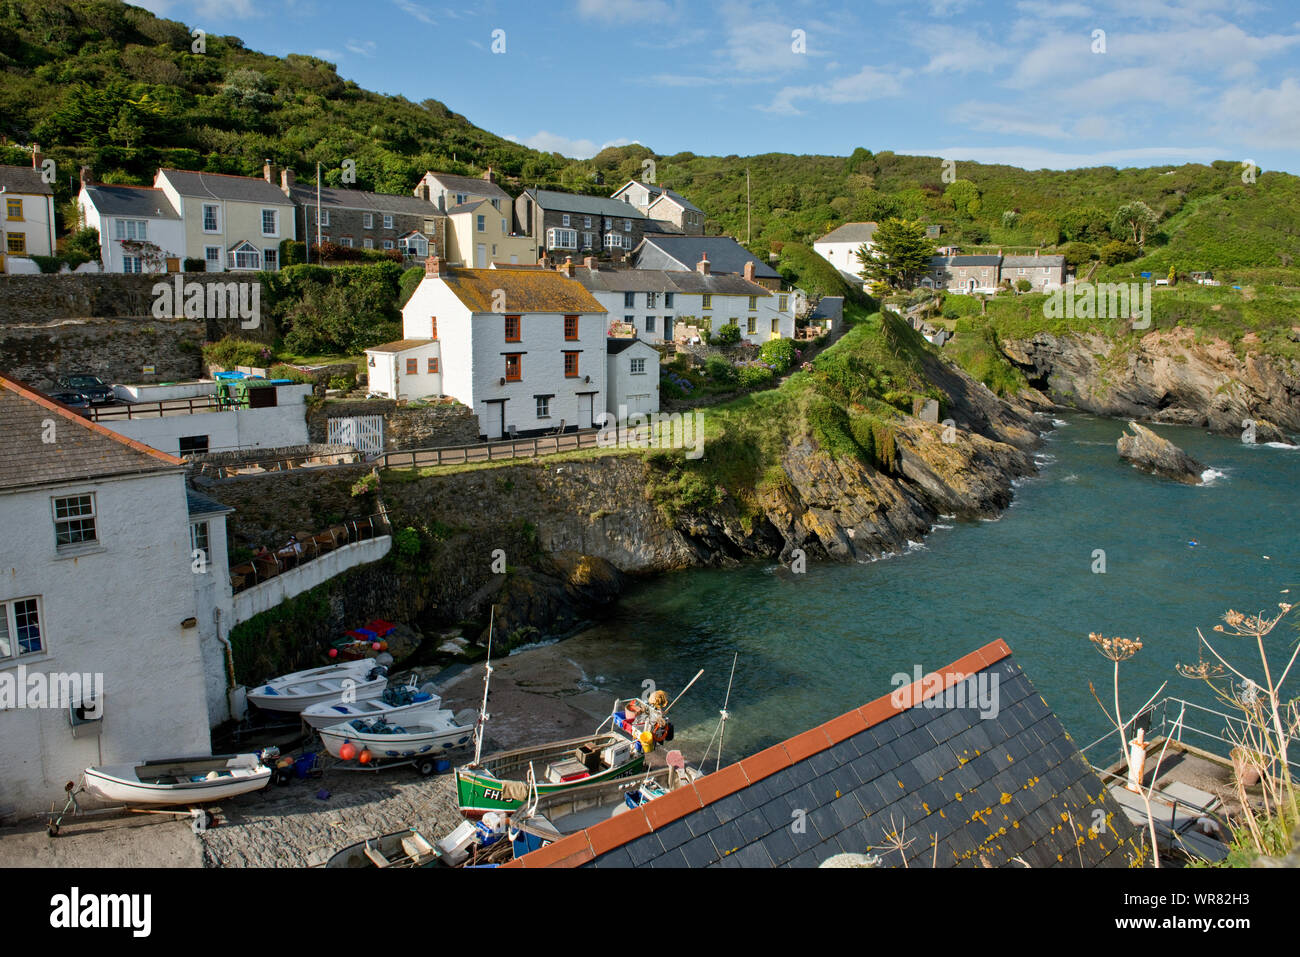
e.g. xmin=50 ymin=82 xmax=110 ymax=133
xmin=746 ymin=168 xmax=751 ymax=245
xmin=315 ymin=162 xmax=322 ymax=264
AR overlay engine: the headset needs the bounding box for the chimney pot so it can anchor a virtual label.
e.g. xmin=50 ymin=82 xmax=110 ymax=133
xmin=697 ymin=251 xmax=710 ymax=275
xmin=425 ymin=254 xmax=442 ymax=277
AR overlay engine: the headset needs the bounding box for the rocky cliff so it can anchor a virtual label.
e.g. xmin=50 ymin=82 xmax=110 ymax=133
xmin=1000 ymin=328 xmax=1300 ymax=441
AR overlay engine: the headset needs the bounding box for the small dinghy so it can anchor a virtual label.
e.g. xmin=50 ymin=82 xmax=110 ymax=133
xmin=247 ymin=660 xmax=387 ymax=714
xmin=319 ymin=706 xmax=478 ymax=766
xmin=300 ymin=676 xmax=440 ymax=730
xmin=326 ymin=828 xmax=439 ymax=868
xmin=83 ymin=754 xmax=271 ymax=806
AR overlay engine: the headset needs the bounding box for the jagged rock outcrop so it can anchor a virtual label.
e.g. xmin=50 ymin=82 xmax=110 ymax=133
xmin=1001 ymin=328 xmax=1300 ymax=440
xmin=1117 ymin=421 xmax=1208 ymax=484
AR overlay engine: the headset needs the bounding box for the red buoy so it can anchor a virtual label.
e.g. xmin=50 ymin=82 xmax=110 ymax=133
xmin=339 ymin=742 xmax=356 ymax=761
xmin=358 ymin=749 xmax=372 ymax=765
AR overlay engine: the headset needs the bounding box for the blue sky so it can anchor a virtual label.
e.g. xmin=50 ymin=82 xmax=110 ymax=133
xmin=135 ymin=0 xmax=1300 ymax=174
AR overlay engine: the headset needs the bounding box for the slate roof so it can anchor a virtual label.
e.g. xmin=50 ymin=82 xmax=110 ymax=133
xmin=607 ymin=336 xmax=654 ymax=355
xmin=633 ymin=236 xmax=781 ymax=280
xmin=438 ymin=265 xmax=607 ymax=315
xmin=0 ymin=164 xmax=53 ymax=196
xmin=422 ymin=171 xmax=512 ymax=202
xmin=81 ymin=185 xmax=180 ymax=220
xmin=186 ymin=488 xmax=234 ymax=517
xmin=445 ymin=199 xmax=492 ymax=216
xmin=612 ymin=180 xmax=705 ymax=215
xmin=571 ymin=266 xmax=771 ymax=297
xmin=505 ymin=640 xmax=1145 ymax=869
xmin=0 ymin=373 xmax=183 ymax=492
xmin=525 ymin=189 xmax=649 ymax=220
xmin=811 ymin=296 xmax=844 ymax=321
xmin=817 ymin=222 xmax=878 ymax=244
xmin=157 ymin=169 xmax=293 ymax=205
xmin=932 ymin=255 xmax=1002 ymax=267
xmin=288 ymin=183 xmax=439 ymax=217
xmin=1002 ymin=255 xmax=1066 ymax=268
xmin=364 ymin=338 xmax=436 ymax=353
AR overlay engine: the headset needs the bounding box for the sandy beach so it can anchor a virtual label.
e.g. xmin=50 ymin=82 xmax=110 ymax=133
xmin=0 ymin=642 xmax=613 ymax=869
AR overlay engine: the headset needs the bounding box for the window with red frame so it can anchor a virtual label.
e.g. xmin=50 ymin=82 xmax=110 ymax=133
xmin=505 ymin=315 xmax=521 ymax=341
xmin=405 ymin=358 xmax=417 ymax=375
xmin=564 ymin=315 xmax=578 ymax=340
xmin=430 ymin=316 xmax=438 ymax=339
xmin=505 ymin=354 xmax=522 ymax=381
xmin=564 ymin=352 xmax=579 ymax=377
xmin=427 ymin=357 xmax=439 ymax=374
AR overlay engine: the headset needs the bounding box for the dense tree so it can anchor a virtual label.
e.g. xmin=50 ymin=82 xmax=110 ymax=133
xmin=1112 ymin=201 xmax=1159 ymax=248
xmin=856 ymin=218 xmax=935 ymax=291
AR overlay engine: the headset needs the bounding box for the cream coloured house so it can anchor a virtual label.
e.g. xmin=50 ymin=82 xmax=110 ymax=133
xmin=154 ymin=165 xmax=296 ymax=271
xmin=0 ymin=163 xmax=56 ymax=272
xmin=445 ymin=198 xmax=537 ymax=267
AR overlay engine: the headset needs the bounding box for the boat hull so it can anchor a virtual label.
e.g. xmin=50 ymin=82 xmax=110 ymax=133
xmin=83 ymin=756 xmax=271 ymax=806
xmin=456 ymin=739 xmax=647 ymax=818
xmin=319 ymin=709 xmax=475 ymax=761
xmin=247 ymin=662 xmax=386 ymax=714
xmin=300 ymin=692 xmax=440 ymax=730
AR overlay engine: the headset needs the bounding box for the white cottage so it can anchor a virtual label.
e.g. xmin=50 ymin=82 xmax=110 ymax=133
xmin=366 ymin=257 xmax=608 ymax=439
xmin=0 ymin=373 xmax=215 ymax=816
xmin=78 ymin=179 xmax=186 ymax=273
xmin=813 ymin=222 xmax=878 ymax=273
xmin=605 ymin=337 xmax=661 ymax=421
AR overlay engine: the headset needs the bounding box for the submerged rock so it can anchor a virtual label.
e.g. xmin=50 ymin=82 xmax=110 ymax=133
xmin=1117 ymin=421 xmax=1208 ymax=484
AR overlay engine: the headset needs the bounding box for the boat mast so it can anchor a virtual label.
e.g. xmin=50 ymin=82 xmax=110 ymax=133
xmin=472 ymin=607 xmax=494 ymax=766
xmin=715 ymin=654 xmax=738 ymax=773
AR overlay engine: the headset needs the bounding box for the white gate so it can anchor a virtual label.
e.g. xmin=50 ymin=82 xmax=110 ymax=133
xmin=328 ymin=415 xmax=385 ymax=457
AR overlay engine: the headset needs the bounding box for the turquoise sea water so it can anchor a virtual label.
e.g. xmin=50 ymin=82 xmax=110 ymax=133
xmin=546 ymin=414 xmax=1300 ymax=769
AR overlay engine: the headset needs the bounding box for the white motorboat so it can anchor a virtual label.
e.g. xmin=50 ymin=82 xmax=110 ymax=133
xmin=247 ymin=660 xmax=387 ymax=714
xmin=319 ymin=706 xmax=478 ymax=768
xmin=82 ymin=754 xmax=271 ymax=806
xmin=300 ymin=678 xmax=440 ymax=730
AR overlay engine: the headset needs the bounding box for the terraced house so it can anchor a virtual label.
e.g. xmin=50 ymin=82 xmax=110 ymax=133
xmin=0 ymin=161 xmax=56 ymax=273
xmin=282 ymin=168 xmax=445 ymax=262
xmin=632 ymin=235 xmax=784 ymax=292
xmin=922 ymin=254 xmax=1002 ymax=294
xmin=77 ymin=173 xmax=185 ymax=274
xmin=515 ymin=188 xmax=656 ymax=263
xmin=365 ymin=256 xmax=608 ymax=439
xmin=154 ymin=165 xmax=296 ymax=272
xmin=565 ymin=255 xmax=793 ymax=345
xmin=610 ymin=180 xmax=705 ymax=235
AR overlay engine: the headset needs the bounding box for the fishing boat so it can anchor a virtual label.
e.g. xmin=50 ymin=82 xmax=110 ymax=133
xmin=319 ymin=706 xmax=479 ymax=764
xmin=247 ymin=660 xmax=387 ymax=714
xmin=82 ymin=753 xmax=272 ymax=806
xmin=509 ymin=759 xmax=701 ymax=858
xmin=326 ymin=828 xmax=439 ymax=868
xmin=300 ymin=677 xmax=440 ymax=730
xmin=455 ymin=611 xmax=704 ymax=818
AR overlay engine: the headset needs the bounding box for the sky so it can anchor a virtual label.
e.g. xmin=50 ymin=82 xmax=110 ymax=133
xmin=133 ymin=0 xmax=1300 ymax=174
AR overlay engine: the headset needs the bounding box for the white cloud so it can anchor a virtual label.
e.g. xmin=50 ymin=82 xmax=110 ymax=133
xmin=346 ymin=40 xmax=377 ymax=57
xmin=393 ymin=0 xmax=437 ymax=25
xmin=920 ymin=26 xmax=1013 ymax=74
xmin=575 ymin=0 xmax=675 ymax=22
xmin=765 ymin=65 xmax=907 ymax=115
xmin=1213 ymin=77 xmax=1300 ymax=149
xmin=505 ymin=131 xmax=639 ymax=159
xmin=1013 ymin=1 xmax=1093 ymax=17
xmin=950 ymin=102 xmax=1070 ymax=139
xmin=312 ymin=48 xmax=343 ymax=61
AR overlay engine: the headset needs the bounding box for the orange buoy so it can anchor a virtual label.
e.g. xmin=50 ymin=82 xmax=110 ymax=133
xmin=358 ymin=749 xmax=372 ymax=764
xmin=339 ymin=742 xmax=356 ymax=761
xmin=378 ymin=641 xmax=388 ymax=652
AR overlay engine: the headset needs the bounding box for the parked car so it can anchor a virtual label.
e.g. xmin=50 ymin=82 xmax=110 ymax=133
xmin=56 ymin=374 xmax=115 ymax=405
xmin=45 ymin=390 xmax=93 ymax=416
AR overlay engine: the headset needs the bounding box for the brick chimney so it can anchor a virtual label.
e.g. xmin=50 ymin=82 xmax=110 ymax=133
xmin=425 ymin=254 xmax=443 ymax=277
xmin=696 ymin=251 xmax=710 ymax=275
xmin=30 ymin=143 xmax=41 ymax=170
xmin=583 ymin=255 xmax=597 ymax=270
xmin=263 ymin=159 xmax=275 ymax=184
xmin=281 ymin=168 xmax=296 ymax=192
xmin=78 ymin=165 xmax=93 ymax=189
xmin=559 ymin=255 xmax=574 ymax=278
xmin=743 ymin=260 xmax=756 ymax=282
xmin=483 ymin=166 xmax=495 ymax=184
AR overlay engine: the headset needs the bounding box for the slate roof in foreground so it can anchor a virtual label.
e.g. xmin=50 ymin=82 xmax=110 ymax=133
xmin=506 ymin=639 xmax=1145 ymax=869
xmin=0 ymin=373 xmax=183 ymax=492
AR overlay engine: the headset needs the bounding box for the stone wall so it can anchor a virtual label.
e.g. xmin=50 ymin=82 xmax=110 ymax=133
xmin=307 ymin=398 xmax=481 ymax=450
xmin=0 ymin=273 xmax=276 ymax=389
xmin=190 ymin=443 xmax=359 ymax=470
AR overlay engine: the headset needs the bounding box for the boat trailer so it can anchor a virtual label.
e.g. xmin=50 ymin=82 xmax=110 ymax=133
xmin=47 ymin=780 xmax=219 ymax=838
